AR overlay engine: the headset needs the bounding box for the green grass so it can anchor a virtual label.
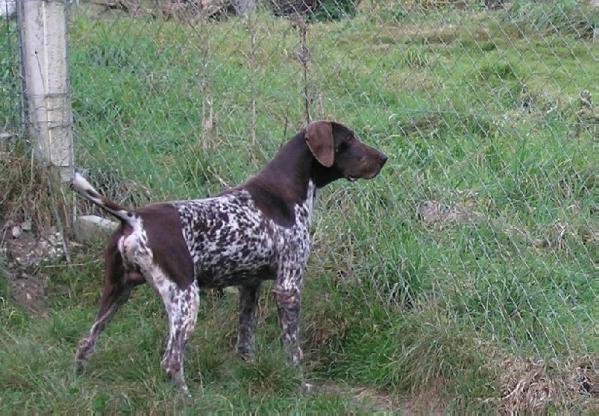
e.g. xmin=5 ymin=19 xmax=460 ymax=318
xmin=0 ymin=18 xmax=21 ymax=133
xmin=1 ymin=0 xmax=597 ymax=413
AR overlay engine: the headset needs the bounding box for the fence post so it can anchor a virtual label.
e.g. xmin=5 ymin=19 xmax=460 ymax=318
xmin=17 ymin=0 xmax=73 ymax=183
xmin=594 ymin=0 xmax=599 ymax=43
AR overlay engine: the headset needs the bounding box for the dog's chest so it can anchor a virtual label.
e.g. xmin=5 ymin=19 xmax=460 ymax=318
xmin=173 ymin=187 xmax=314 ymax=287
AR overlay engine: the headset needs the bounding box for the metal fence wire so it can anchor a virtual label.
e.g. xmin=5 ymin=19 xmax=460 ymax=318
xmin=64 ymin=0 xmax=595 ymax=374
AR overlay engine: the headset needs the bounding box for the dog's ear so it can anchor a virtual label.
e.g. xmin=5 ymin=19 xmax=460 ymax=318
xmin=305 ymin=121 xmax=334 ymax=167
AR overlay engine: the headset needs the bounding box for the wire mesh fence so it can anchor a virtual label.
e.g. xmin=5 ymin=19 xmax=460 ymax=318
xmin=65 ymin=0 xmax=595 ymax=372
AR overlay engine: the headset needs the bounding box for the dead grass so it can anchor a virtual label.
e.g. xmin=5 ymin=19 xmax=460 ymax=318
xmin=0 ymin=144 xmax=68 ymax=236
xmin=319 ymin=380 xmax=449 ymax=414
xmin=0 ymin=144 xmax=72 ymax=314
xmin=495 ymin=352 xmax=598 ymax=414
xmin=319 ymin=382 xmax=398 ymax=412
xmin=417 ymin=200 xmax=480 ymax=227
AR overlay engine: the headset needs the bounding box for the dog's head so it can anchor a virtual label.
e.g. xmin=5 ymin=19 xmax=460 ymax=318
xmin=305 ymin=120 xmax=387 ymax=186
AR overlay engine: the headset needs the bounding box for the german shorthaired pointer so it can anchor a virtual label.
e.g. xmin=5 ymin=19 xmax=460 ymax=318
xmin=73 ymin=120 xmax=387 ymax=395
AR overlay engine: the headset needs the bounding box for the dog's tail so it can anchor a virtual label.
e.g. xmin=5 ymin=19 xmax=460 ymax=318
xmin=72 ymin=172 xmax=135 ymax=224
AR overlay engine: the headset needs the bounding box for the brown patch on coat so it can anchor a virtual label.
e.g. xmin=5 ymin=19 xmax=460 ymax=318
xmin=137 ymin=204 xmax=195 ymax=289
xmin=241 ymin=134 xmax=313 ymax=228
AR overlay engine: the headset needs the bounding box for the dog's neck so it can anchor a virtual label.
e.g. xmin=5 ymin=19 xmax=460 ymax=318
xmin=255 ymin=133 xmax=314 ymax=203
xmin=242 ymin=132 xmax=337 ymax=227
xmin=258 ymin=132 xmax=341 ymax=193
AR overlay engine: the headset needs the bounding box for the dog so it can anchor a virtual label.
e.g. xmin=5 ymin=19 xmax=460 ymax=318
xmin=73 ymin=120 xmax=387 ymax=394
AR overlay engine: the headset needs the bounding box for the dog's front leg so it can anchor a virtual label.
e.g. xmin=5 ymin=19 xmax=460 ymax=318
xmin=237 ymin=283 xmax=261 ymax=362
xmin=273 ymin=276 xmax=303 ymax=366
xmin=274 ymin=271 xmax=318 ymax=394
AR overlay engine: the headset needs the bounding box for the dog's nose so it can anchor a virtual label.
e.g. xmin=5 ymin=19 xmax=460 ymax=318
xmin=379 ymin=154 xmax=388 ymax=166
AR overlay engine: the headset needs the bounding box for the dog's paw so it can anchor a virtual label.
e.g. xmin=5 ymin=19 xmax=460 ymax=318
xmin=238 ymin=352 xmax=256 ymax=364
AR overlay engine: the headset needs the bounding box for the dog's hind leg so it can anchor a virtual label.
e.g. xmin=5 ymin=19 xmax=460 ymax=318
xmin=156 ymin=275 xmax=200 ymax=396
xmin=75 ymin=239 xmax=137 ymax=373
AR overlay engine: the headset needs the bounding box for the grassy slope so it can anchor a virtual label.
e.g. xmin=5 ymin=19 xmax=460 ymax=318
xmin=1 ymin=1 xmax=597 ymax=413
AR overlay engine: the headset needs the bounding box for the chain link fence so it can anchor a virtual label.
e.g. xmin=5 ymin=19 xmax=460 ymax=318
xmin=68 ymin=0 xmax=597 ymax=357
xmin=63 ymin=0 xmax=595 ymax=386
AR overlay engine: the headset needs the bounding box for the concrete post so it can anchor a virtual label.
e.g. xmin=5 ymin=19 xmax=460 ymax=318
xmin=17 ymin=0 xmax=74 ymax=183
xmin=593 ymin=0 xmax=599 ymax=43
